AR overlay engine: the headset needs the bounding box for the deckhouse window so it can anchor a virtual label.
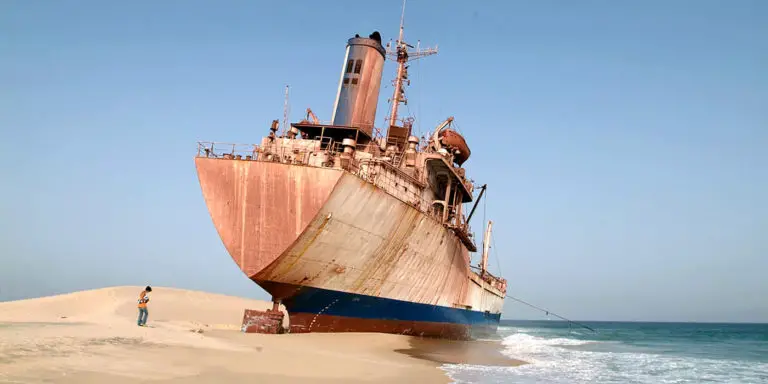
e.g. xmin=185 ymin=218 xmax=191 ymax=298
xmin=354 ymin=59 xmax=363 ymax=74
xmin=345 ymin=59 xmax=354 ymax=74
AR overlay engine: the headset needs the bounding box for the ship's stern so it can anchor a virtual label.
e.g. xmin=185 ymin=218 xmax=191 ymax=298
xmin=195 ymin=155 xmax=343 ymax=279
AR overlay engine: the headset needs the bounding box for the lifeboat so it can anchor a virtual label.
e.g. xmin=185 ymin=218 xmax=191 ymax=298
xmin=438 ymin=129 xmax=471 ymax=166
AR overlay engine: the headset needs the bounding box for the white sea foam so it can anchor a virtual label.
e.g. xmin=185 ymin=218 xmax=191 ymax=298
xmin=442 ymin=331 xmax=768 ymax=384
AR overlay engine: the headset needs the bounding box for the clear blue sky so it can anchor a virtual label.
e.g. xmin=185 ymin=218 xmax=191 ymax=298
xmin=1 ymin=0 xmax=765 ymax=322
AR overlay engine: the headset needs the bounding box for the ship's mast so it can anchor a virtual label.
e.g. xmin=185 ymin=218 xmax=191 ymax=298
xmin=481 ymin=220 xmax=493 ymax=275
xmin=281 ymin=85 xmax=290 ymax=137
xmin=385 ymin=0 xmax=438 ymax=144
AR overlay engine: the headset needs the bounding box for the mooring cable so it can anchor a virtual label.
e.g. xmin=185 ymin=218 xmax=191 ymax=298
xmin=504 ymin=294 xmax=597 ymax=333
xmin=474 ymin=185 xmax=595 ymax=333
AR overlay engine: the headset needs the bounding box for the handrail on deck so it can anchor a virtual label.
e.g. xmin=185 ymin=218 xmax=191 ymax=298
xmin=197 ymin=141 xmax=259 ymax=158
xmin=469 ymin=265 xmax=507 ymax=283
xmin=358 ymin=158 xmax=426 ymax=188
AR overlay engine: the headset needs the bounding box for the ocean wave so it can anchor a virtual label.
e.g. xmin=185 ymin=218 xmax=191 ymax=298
xmin=442 ymin=331 xmax=768 ymax=384
xmin=502 ymin=333 xmax=594 ymax=347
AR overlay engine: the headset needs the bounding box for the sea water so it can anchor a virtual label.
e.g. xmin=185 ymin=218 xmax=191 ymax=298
xmin=442 ymin=321 xmax=768 ymax=383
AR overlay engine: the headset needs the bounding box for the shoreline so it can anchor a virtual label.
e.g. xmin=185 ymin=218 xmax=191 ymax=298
xmin=396 ymin=336 xmax=527 ymax=367
xmin=0 ymin=286 xmax=525 ymax=383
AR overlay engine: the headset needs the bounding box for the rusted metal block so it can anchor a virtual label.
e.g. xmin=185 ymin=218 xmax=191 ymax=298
xmin=241 ymin=309 xmax=285 ymax=334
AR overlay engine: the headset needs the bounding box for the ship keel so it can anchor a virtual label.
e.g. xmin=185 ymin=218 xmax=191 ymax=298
xmin=258 ymin=281 xmax=500 ymax=340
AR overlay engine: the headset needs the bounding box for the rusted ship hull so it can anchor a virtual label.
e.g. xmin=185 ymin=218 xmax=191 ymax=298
xmin=258 ymin=282 xmax=501 ymax=339
xmin=195 ymin=157 xmax=505 ymax=340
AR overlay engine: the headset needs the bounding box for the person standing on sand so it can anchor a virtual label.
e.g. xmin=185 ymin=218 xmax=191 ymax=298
xmin=137 ymin=286 xmax=152 ymax=326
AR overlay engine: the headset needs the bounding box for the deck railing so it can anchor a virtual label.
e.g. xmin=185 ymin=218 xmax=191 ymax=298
xmin=469 ymin=266 xmax=508 ymax=293
xmin=196 ymin=141 xmax=431 ymax=212
xmin=197 ymin=142 xmax=259 ymax=159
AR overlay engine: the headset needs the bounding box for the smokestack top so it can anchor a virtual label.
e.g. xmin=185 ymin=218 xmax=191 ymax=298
xmin=369 ymin=31 xmax=382 ymax=45
xmin=347 ymin=31 xmax=385 ymax=58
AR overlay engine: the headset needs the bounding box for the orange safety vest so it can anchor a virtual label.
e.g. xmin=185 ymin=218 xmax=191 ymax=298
xmin=137 ymin=290 xmax=149 ymax=308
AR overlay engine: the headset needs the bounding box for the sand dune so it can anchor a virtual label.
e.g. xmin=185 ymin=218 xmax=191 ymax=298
xmin=0 ymin=286 xmax=448 ymax=383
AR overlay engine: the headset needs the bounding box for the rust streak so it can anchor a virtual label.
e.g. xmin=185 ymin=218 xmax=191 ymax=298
xmin=270 ymin=213 xmax=333 ymax=277
xmin=239 ymin=162 xmax=249 ymax=269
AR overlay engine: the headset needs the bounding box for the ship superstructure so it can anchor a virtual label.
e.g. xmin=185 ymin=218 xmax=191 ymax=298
xmin=194 ymin=15 xmax=507 ymax=340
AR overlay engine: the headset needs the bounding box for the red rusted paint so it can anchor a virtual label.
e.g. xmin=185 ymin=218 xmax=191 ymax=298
xmin=195 ymin=158 xmax=343 ymax=276
xmin=241 ymin=309 xmax=285 ymax=334
xmin=287 ymin=313 xmax=476 ymax=340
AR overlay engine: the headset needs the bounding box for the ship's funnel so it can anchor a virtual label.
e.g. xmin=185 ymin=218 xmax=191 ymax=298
xmin=331 ymin=31 xmax=386 ymax=136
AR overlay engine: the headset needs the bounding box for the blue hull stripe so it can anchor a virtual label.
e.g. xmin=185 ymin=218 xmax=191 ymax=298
xmin=278 ymin=283 xmax=502 ymax=326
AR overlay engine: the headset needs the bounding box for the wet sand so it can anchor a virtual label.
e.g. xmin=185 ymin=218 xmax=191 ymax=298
xmin=0 ymin=286 xmax=524 ymax=383
xmin=398 ymin=337 xmax=527 ymax=367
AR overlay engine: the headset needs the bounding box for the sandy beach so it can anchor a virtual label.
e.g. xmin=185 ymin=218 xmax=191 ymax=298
xmin=0 ymin=286 xmax=524 ymax=383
